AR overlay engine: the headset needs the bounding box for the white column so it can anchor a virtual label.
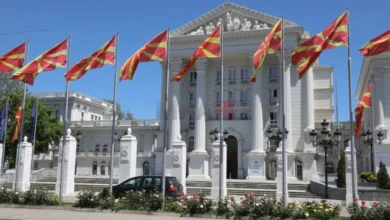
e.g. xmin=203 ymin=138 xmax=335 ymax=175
xmin=275 ymin=146 xmax=284 ymax=200
xmin=193 ymin=57 xmax=208 ymax=152
xmin=188 ymin=58 xmax=211 ymax=180
xmin=15 ymin=137 xmax=32 ymax=191
xmin=168 ymin=57 xmax=184 ymax=149
xmin=372 ymin=71 xmax=388 ymax=141
xmin=304 ymin=68 xmax=316 ymax=152
xmin=247 ymin=52 xmax=266 ymax=181
xmin=55 ymin=129 xmax=77 ymax=196
xmin=157 ymin=61 xmax=168 ymax=153
xmin=211 ymin=139 xmax=227 ymax=199
xmin=345 ymin=141 xmax=357 ymax=204
xmin=0 ymin=143 xmax=3 ymax=173
xmin=172 ymin=142 xmax=187 ymax=194
xmin=119 ymin=127 xmax=137 ymax=183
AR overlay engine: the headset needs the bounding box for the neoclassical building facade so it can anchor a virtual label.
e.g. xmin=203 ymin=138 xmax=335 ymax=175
xmin=33 ymin=2 xmax=341 ymax=182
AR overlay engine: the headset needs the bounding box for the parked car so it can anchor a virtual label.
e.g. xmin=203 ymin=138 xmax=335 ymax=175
xmin=103 ymin=176 xmax=183 ymax=199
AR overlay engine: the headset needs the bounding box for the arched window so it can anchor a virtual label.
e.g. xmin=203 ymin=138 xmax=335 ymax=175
xmin=188 ymin=137 xmax=194 ymax=152
xmin=101 ymin=161 xmax=106 ymax=175
xmin=296 ymin=160 xmax=303 ymax=181
xmin=103 ymin=145 xmax=108 ymax=152
xmin=326 ymin=162 xmax=335 ymax=174
xmin=95 ymin=145 xmax=100 ymax=156
xmin=143 ymin=161 xmax=150 ymax=176
xmin=92 ymin=161 xmax=98 ymax=175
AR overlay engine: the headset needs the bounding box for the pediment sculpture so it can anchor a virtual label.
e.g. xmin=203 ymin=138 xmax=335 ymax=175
xmin=185 ymin=12 xmax=273 ymax=35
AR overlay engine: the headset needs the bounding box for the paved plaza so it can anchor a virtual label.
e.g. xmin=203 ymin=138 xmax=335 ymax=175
xmin=0 ymin=208 xmax=194 ymax=220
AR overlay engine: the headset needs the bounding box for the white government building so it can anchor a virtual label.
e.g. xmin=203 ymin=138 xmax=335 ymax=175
xmin=31 ymin=2 xmax=356 ymax=183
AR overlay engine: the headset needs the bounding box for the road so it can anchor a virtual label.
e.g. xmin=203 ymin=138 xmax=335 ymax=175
xmin=0 ymin=208 xmax=198 ymax=220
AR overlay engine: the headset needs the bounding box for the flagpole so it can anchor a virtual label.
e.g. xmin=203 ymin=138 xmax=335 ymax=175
xmin=369 ymin=80 xmax=376 ymax=174
xmin=109 ymin=32 xmax=119 ymax=198
xmin=219 ymin=23 xmax=224 ymax=200
xmin=1 ymin=98 xmax=9 ymax=174
xmin=281 ymin=15 xmax=288 ymax=207
xmin=346 ymin=8 xmax=358 ymax=201
xmin=14 ymin=40 xmax=29 ymax=190
xmin=30 ymin=98 xmax=38 ymax=175
xmin=59 ymin=36 xmax=71 ymax=201
xmin=161 ymin=28 xmax=170 ymax=209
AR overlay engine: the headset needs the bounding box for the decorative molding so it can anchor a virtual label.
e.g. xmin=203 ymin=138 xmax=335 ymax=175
xmin=171 ymin=2 xmax=296 ymax=37
xmin=195 ymin=57 xmax=208 ymax=71
xmin=169 ymin=57 xmax=183 ymax=71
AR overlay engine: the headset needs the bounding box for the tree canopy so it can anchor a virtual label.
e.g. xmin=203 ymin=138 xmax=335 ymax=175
xmin=0 ymin=73 xmax=63 ymax=167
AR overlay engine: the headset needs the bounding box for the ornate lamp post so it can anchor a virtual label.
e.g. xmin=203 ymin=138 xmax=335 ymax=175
xmin=209 ymin=128 xmax=229 ymax=199
xmin=265 ymin=127 xmax=288 ymax=205
xmin=361 ymin=129 xmax=385 ymax=173
xmin=309 ymin=119 xmax=342 ymax=199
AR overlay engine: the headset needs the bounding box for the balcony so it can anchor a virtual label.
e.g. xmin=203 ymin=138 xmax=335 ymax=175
xmin=240 ymin=100 xmax=249 ymax=107
xmin=216 ymin=80 xmax=221 ymax=85
xmin=67 ymin=119 xmax=160 ymax=128
xmin=228 ymin=79 xmax=236 ymax=85
xmin=241 ymin=78 xmax=249 ymax=84
xmin=76 ymin=151 xmax=121 ymax=157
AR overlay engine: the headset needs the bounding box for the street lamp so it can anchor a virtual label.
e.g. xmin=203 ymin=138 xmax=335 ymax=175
xmin=209 ymin=128 xmax=229 ymax=199
xmin=265 ymin=126 xmax=288 ymax=205
xmin=309 ymin=119 xmax=342 ymax=199
xmin=377 ymin=131 xmax=384 ymax=144
xmin=76 ymin=131 xmax=82 ymax=142
xmin=361 ymin=129 xmax=385 ymax=174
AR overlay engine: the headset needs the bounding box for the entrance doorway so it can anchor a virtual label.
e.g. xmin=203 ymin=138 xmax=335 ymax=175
xmin=226 ymin=135 xmax=238 ymax=179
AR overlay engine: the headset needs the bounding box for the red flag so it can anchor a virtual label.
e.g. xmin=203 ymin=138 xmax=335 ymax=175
xmin=0 ymin=43 xmax=26 ymax=72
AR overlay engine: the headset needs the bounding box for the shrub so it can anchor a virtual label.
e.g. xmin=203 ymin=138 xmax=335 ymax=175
xmin=163 ymin=197 xmax=183 ymax=213
xmin=179 ymin=193 xmax=213 ymax=216
xmin=22 ymin=188 xmax=60 ymax=206
xmin=360 ymin=172 xmax=377 ymax=183
xmin=74 ymin=189 xmax=100 ymax=208
xmin=377 ymin=161 xmax=390 ymax=189
xmin=215 ymin=197 xmax=233 ymax=217
xmin=336 ymin=152 xmax=346 ymax=188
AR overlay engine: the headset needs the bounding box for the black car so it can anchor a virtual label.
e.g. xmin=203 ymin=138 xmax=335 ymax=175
xmin=105 ymin=175 xmax=183 ymax=199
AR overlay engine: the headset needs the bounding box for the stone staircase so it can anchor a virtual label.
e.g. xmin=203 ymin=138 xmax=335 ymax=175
xmin=186 ymin=181 xmax=322 ymax=199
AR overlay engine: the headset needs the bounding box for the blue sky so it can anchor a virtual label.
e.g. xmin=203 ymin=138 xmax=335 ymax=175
xmin=0 ymin=0 xmax=388 ymax=121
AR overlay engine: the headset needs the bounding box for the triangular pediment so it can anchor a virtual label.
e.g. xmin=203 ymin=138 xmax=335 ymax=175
xmin=171 ymin=2 xmax=297 ymax=37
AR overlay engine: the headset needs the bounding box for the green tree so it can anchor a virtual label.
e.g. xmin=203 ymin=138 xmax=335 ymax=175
xmin=0 ymin=72 xmax=23 ymax=96
xmin=0 ymin=91 xmax=63 ymax=167
xmin=377 ymin=161 xmax=390 ymax=189
xmin=103 ymin=99 xmax=124 ymax=120
xmin=125 ymin=111 xmax=134 ymax=120
xmin=336 ymin=152 xmax=346 ymax=188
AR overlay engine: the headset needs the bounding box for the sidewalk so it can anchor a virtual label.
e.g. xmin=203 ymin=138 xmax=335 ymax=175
xmin=0 ymin=208 xmax=193 ymax=220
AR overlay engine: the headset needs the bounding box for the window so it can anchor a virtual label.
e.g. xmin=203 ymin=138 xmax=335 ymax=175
xmin=241 ymin=113 xmax=248 ymax=120
xmin=103 ymin=144 xmax=108 ymax=152
xmin=229 ymin=69 xmax=236 ymax=81
xmin=240 ymin=90 xmax=248 ymax=104
xmin=270 ymin=112 xmax=278 ymax=127
xmin=216 ymin=70 xmax=221 ymax=82
xmin=190 ymin=72 xmax=197 ymax=83
xmin=326 ymin=162 xmax=335 ymax=174
xmin=55 ymin=110 xmax=60 ymax=118
xmin=241 ymin=68 xmax=249 ymax=81
xmin=81 ymin=112 xmax=84 ymax=121
xmin=138 ymin=135 xmax=144 ymax=152
xmin=269 ymin=89 xmax=278 ymax=105
xmin=228 ymin=91 xmax=235 ymax=102
xmin=92 ymin=161 xmax=98 ymax=175
xmin=296 ymin=160 xmax=303 ymax=180
xmin=188 ymin=137 xmax=194 ymax=152
xmin=228 ymin=113 xmax=234 ymax=120
xmin=91 ymin=115 xmax=94 ymax=120
xmin=101 ymin=161 xmax=106 ymax=175
xmin=269 ymin=67 xmax=278 ymax=81
xmin=123 ymin=177 xmax=142 ymax=187
xmin=95 ymin=144 xmax=100 ymax=152
xmin=189 ymin=114 xmax=195 ymax=125
xmin=143 ymin=162 xmax=150 ymax=176
xmin=189 ymin=93 xmax=195 ymax=107
xmin=216 ymin=92 xmax=221 ymax=101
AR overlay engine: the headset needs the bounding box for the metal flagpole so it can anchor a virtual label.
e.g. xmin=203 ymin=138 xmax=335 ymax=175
xmin=369 ymin=80 xmax=376 ymax=174
xmin=30 ymin=98 xmax=38 ymax=175
xmin=335 ymin=81 xmax=340 ymax=159
xmin=1 ymin=98 xmax=9 ymax=174
xmin=280 ymin=16 xmax=288 ymax=206
xmin=109 ymin=32 xmax=119 ymax=197
xmin=59 ymin=36 xmax=71 ymax=201
xmin=346 ymin=8 xmax=358 ymax=201
xmin=14 ymin=40 xmax=29 ymax=190
xmin=161 ymin=28 xmax=170 ymax=209
xmin=219 ymin=23 xmax=224 ymax=200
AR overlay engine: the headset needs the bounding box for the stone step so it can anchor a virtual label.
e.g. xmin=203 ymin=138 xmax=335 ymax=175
xmin=186 ymin=181 xmax=211 ymax=187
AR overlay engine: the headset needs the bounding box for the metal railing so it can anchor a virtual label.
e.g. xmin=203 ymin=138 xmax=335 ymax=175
xmin=67 ymin=119 xmax=160 ymax=127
